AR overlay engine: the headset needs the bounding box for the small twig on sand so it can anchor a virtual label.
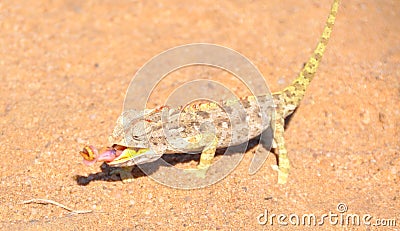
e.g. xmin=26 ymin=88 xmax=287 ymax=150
xmin=21 ymin=198 xmax=93 ymax=214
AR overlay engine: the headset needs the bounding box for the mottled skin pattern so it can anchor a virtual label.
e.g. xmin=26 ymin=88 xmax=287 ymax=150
xmin=109 ymin=95 xmax=273 ymax=156
xmin=103 ymin=95 xmax=273 ymax=180
xmin=80 ymin=0 xmax=339 ymax=184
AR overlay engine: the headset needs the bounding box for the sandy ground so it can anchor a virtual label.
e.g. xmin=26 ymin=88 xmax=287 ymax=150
xmin=1 ymin=0 xmax=399 ymax=230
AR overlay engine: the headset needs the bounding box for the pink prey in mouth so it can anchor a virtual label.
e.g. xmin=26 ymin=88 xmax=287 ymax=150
xmin=79 ymin=145 xmax=125 ymax=166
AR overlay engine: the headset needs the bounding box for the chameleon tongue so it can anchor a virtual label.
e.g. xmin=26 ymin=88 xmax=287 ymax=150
xmin=97 ymin=149 xmax=118 ymax=162
xmin=80 ymin=145 xmax=125 ymax=165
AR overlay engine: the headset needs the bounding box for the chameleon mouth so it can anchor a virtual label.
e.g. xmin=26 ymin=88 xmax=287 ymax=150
xmin=106 ymin=147 xmax=151 ymax=166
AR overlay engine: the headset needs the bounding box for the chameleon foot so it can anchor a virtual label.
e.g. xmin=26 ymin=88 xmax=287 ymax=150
xmin=184 ymin=166 xmax=209 ymax=179
xmin=110 ymin=166 xmax=134 ymax=183
xmin=183 ymin=133 xmax=217 ymax=179
xmin=271 ymin=164 xmax=289 ymax=184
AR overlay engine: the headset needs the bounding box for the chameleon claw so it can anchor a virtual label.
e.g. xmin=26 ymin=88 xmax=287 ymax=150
xmin=271 ymin=164 xmax=279 ymax=172
xmin=271 ymin=164 xmax=289 ymax=184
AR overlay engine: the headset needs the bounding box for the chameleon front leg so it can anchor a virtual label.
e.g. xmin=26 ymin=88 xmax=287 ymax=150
xmin=185 ymin=134 xmax=218 ymax=178
xmin=271 ymin=117 xmax=290 ymax=184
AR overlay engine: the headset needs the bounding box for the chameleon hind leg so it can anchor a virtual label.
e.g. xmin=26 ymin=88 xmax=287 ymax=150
xmin=271 ymin=117 xmax=290 ymax=184
xmin=184 ymin=134 xmax=218 ymax=178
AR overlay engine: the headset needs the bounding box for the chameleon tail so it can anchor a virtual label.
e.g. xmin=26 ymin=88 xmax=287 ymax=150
xmin=278 ymin=0 xmax=339 ymax=115
xmin=272 ymin=0 xmax=340 ymax=184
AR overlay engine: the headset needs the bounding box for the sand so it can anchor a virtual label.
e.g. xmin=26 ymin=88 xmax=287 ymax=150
xmin=1 ymin=0 xmax=399 ymax=230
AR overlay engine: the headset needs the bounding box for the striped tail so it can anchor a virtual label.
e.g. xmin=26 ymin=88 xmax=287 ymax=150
xmin=277 ymin=0 xmax=339 ymax=117
xmin=271 ymin=0 xmax=340 ymax=184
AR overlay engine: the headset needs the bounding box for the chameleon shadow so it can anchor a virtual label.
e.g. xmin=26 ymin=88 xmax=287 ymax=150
xmin=75 ymin=155 xmax=200 ymax=186
xmin=75 ymin=132 xmax=273 ymax=186
xmin=283 ymin=107 xmax=298 ymax=130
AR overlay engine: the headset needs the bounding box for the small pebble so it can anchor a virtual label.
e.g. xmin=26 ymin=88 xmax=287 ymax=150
xmin=360 ymin=109 xmax=371 ymax=124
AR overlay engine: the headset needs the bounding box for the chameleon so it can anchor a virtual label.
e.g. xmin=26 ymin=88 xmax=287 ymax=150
xmin=80 ymin=0 xmax=339 ymax=184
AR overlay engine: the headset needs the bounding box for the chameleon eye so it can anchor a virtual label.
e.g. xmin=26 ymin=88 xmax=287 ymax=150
xmin=132 ymin=135 xmax=141 ymax=141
